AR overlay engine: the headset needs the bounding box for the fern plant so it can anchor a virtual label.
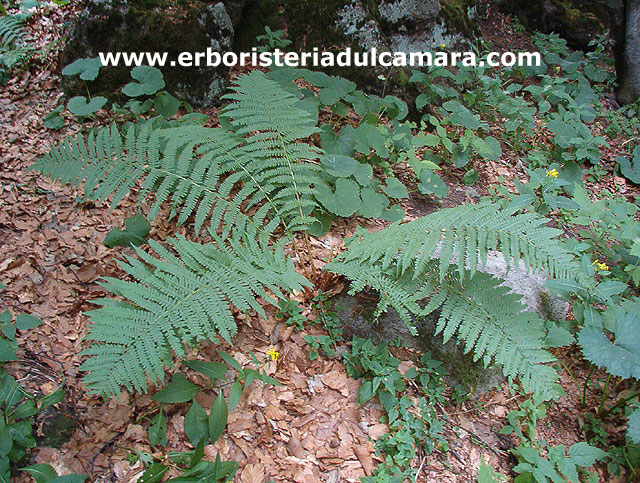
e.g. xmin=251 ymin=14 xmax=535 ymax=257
xmin=0 ymin=14 xmax=30 ymax=82
xmin=80 ymin=219 xmax=310 ymax=396
xmin=31 ymin=70 xmax=323 ymax=235
xmin=325 ymin=202 xmax=579 ymax=398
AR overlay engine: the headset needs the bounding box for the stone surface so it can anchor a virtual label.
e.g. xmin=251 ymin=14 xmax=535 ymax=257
xmin=61 ymin=0 xmax=238 ymax=106
xmin=494 ymin=0 xmax=608 ymax=50
xmin=333 ymin=252 xmax=569 ymax=395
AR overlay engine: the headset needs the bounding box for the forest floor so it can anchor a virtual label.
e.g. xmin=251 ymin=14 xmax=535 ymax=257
xmin=1 ymin=0 xmax=638 ymax=482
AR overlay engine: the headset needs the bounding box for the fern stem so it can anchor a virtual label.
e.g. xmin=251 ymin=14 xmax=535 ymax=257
xmin=582 ymin=365 xmax=595 ymax=407
xmin=600 ymin=389 xmax=640 ymax=419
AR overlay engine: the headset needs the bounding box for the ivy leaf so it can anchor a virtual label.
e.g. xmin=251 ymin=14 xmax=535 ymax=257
xmin=67 ymin=96 xmax=107 ymax=117
xmin=15 ymin=314 xmax=42 ymax=331
xmin=578 ymin=311 xmax=640 ymax=379
xmin=208 ymin=392 xmax=228 ymax=444
xmin=381 ymin=177 xmax=408 ymax=199
xmin=61 ymin=57 xmax=101 ymax=81
xmin=568 ymin=442 xmax=607 ymax=467
xmin=123 ymin=66 xmax=165 ymax=97
xmin=628 ymin=408 xmax=640 ymax=444
xmin=315 ymin=179 xmax=361 ymax=217
xmin=184 ymin=401 xmax=208 ymax=446
xmin=151 ymin=374 xmax=200 ymax=403
xmin=148 ymin=411 xmax=167 ymax=447
xmin=418 ymin=170 xmax=448 ymax=198
xmin=104 ymin=214 xmax=150 ymax=248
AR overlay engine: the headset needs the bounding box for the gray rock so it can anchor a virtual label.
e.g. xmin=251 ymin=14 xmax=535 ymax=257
xmin=333 ymin=252 xmax=568 ymax=395
xmin=61 ymin=0 xmax=238 ymax=106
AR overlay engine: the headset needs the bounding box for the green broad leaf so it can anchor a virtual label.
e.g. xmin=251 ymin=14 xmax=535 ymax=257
xmin=594 ymin=280 xmax=628 ymax=302
xmin=123 ymin=66 xmax=165 ymax=97
xmin=228 ymin=381 xmax=242 ymax=410
xmin=472 ymin=136 xmax=502 ymax=161
xmin=47 ymin=475 xmax=88 ymax=483
xmin=0 ymin=371 xmax=23 ymax=407
xmin=0 ymin=281 xmax=5 ymax=290
xmin=617 ymin=150 xmax=640 ymax=184
xmin=555 ymin=457 xmax=579 ymax=483
xmin=418 ymin=170 xmax=448 ymax=198
xmin=0 ymin=310 xmax=11 ymax=324
xmin=184 ymin=401 xmax=208 ymax=446
xmin=183 ymin=360 xmax=227 ymax=383
xmin=15 ymin=314 xmax=43 ymax=331
xmin=61 ymin=57 xmax=101 ymax=81
xmin=462 ymin=169 xmax=478 ymax=185
xmin=354 ymin=123 xmax=388 ymax=157
xmin=1 ymin=314 xmax=16 ymax=340
xmin=21 ymin=463 xmax=58 ymax=483
xmin=67 ymin=96 xmax=107 ymax=117
xmin=578 ymin=314 xmax=640 ymax=379
xmin=12 ymin=400 xmax=37 ymax=421
xmin=208 ymin=393 xmax=228 ymax=444
xmin=413 ymin=132 xmax=440 ymax=148
xmin=358 ymin=380 xmax=374 ymax=404
xmin=103 ymin=214 xmax=150 ymax=248
xmin=381 ymin=177 xmax=408 ymax=199
xmin=306 ymin=212 xmax=332 ymax=237
xmin=452 ymin=144 xmax=471 ymax=168
xmin=628 ymin=408 xmax=640 ymax=444
xmin=152 ymin=374 xmax=201 ymax=403
xmin=217 ymin=351 xmax=243 ymax=372
xmin=443 ymin=100 xmax=482 ymax=130
xmin=320 ymin=124 xmax=355 ymax=156
xmin=544 ymin=325 xmax=574 ymax=348
xmin=38 ymin=388 xmax=65 ymax=411
xmin=315 ymin=179 xmax=361 ymax=217
xmin=358 ymin=188 xmax=389 ymax=218
xmin=9 ymin=419 xmax=35 ymax=448
xmin=568 ymin=441 xmax=607 ymax=467
xmin=42 ymin=106 xmax=65 ymax=130
xmin=477 ymin=459 xmax=507 ymax=482
xmin=148 ymin=411 xmax=167 ymax=447
xmin=0 ymin=337 xmax=17 ymax=362
xmin=138 ymin=462 xmax=169 ymax=483
xmin=154 ymin=92 xmax=181 ymax=119
xmin=321 ymin=155 xmax=361 ymax=179
xmin=380 ymin=204 xmax=404 ymax=222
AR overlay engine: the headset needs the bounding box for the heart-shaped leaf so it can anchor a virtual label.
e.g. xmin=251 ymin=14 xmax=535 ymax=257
xmin=418 ymin=170 xmax=448 ymax=198
xmin=123 ymin=66 xmax=165 ymax=97
xmin=315 ymin=179 xmax=361 ymax=217
xmin=67 ymin=96 xmax=107 ymax=117
xmin=104 ymin=214 xmax=150 ymax=248
xmin=61 ymin=57 xmax=101 ymax=81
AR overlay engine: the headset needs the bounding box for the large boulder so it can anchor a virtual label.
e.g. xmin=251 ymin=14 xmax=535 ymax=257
xmin=494 ymin=0 xmax=608 ymax=50
xmin=61 ymin=0 xmax=239 ymax=106
xmin=333 ymin=253 xmax=569 ymax=395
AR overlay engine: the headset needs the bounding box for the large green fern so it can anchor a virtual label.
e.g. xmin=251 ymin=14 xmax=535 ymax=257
xmin=80 ymin=219 xmax=310 ymax=396
xmin=31 ymin=70 xmax=323 ymax=233
xmin=325 ymin=203 xmax=579 ymax=398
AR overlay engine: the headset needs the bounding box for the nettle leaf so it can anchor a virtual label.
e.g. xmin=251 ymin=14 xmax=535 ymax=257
xmin=578 ymin=311 xmax=640 ymax=379
xmin=315 ymin=179 xmax=361 ymax=217
xmin=418 ymin=170 xmax=448 ymax=198
xmin=568 ymin=442 xmax=607 ymax=467
xmin=151 ymin=373 xmax=200 ymax=403
xmin=61 ymin=57 xmax=101 ymax=81
xmin=104 ymin=214 xmax=150 ymax=248
xmin=381 ymin=177 xmax=408 ymax=199
xmin=628 ymin=408 xmax=640 ymax=444
xmin=67 ymin=96 xmax=107 ymax=117
xmin=123 ymin=66 xmax=165 ymax=97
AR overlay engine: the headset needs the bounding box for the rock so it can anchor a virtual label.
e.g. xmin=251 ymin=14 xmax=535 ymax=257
xmin=616 ymin=0 xmax=640 ymax=104
xmin=332 ymin=252 xmax=569 ymax=395
xmin=36 ymin=405 xmax=78 ymax=448
xmin=61 ymin=0 xmax=238 ymax=106
xmin=494 ymin=0 xmax=607 ymax=50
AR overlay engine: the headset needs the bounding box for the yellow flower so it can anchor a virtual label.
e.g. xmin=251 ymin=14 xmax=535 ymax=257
xmin=546 ymin=168 xmax=558 ymax=178
xmin=440 ymin=43 xmax=446 ymax=49
xmin=266 ymin=349 xmax=279 ymax=362
xmin=592 ymin=259 xmax=609 ymax=271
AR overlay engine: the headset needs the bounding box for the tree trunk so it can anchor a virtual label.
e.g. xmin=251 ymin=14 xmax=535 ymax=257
xmin=617 ymin=0 xmax=640 ymax=104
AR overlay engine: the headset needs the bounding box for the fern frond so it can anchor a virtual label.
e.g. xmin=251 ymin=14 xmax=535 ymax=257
xmin=0 ymin=16 xmax=24 ymax=48
xmin=340 ymin=202 xmax=578 ymax=281
xmin=80 ymin=221 xmax=310 ymax=396
xmin=326 ymin=203 xmax=574 ymax=397
xmin=32 ymin=70 xmax=323 ymax=233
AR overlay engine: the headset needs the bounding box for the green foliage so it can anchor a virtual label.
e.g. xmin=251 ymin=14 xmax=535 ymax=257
xmin=80 ymin=221 xmax=309 ymax=396
xmin=103 ymin=213 xmax=150 ymax=248
xmin=21 ymin=463 xmax=86 ymax=483
xmin=0 ymin=14 xmax=31 ymax=84
xmin=122 ymin=66 xmax=165 ymax=97
xmin=326 ymin=203 xmax=580 ymax=398
xmin=66 ymin=96 xmax=107 ymax=117
xmin=61 ymin=57 xmax=101 ymax=81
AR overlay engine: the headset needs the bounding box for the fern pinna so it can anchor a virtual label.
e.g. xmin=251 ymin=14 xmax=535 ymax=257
xmin=81 ymin=219 xmax=310 ymax=396
xmin=325 ymin=203 xmax=579 ymax=398
xmin=31 ymin=70 xmax=323 ymax=234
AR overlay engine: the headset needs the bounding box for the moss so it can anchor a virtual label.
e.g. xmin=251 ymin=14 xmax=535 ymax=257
xmin=440 ymin=0 xmax=478 ymax=38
